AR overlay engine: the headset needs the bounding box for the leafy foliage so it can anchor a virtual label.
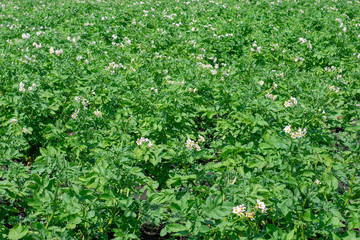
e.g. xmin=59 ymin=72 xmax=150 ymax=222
xmin=0 ymin=0 xmax=360 ymax=239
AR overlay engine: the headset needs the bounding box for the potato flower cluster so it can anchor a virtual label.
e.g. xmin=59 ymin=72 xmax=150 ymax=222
xmin=233 ymin=199 xmax=267 ymax=220
xmin=265 ymin=92 xmax=278 ymax=101
xmin=19 ymin=82 xmax=36 ymax=93
xmin=186 ymin=135 xmax=205 ymax=151
xmin=284 ymin=97 xmax=298 ymax=107
xmin=136 ymin=137 xmax=153 ymax=149
xmin=283 ymin=125 xmax=307 ymax=139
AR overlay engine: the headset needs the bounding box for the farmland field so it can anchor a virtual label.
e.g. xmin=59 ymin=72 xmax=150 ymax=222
xmin=1 ymin=0 xmax=360 ymax=239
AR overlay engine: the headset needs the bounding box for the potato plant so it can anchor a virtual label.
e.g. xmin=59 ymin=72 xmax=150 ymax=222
xmin=0 ymin=0 xmax=360 ymax=239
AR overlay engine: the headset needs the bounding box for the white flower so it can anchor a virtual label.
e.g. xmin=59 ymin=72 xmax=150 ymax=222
xmin=28 ymin=87 xmax=33 ymax=92
xmin=284 ymin=100 xmax=293 ymax=107
xmin=299 ymin=38 xmax=307 ymax=44
xmin=245 ymin=212 xmax=255 ymax=220
xmin=74 ymin=96 xmax=81 ymax=103
xmin=290 ymin=97 xmax=297 ymax=105
xmin=256 ymin=199 xmax=267 ymax=213
xmin=285 ymin=126 xmax=307 ymax=138
xmin=195 ymin=144 xmax=201 ymax=151
xmin=211 ymin=69 xmax=217 ymax=75
xmin=186 ymin=137 xmax=203 ymax=151
xmin=273 ymin=82 xmax=277 ymax=89
xmin=259 ymin=81 xmax=264 ymax=86
xmin=19 ymin=82 xmax=25 ymax=88
xmin=55 ymin=49 xmax=63 ymax=55
xmin=230 ymin=177 xmax=236 ymax=185
xmin=81 ymin=99 xmax=89 ymax=109
xmin=22 ymin=127 xmax=28 ymax=134
xmin=284 ymin=97 xmax=297 ymax=107
xmin=233 ymin=205 xmax=246 ymax=217
xmin=94 ymin=110 xmax=101 ymax=118
xmin=19 ymin=82 xmax=26 ymax=92
xmin=329 ymin=85 xmax=340 ymax=93
xmin=33 ymin=42 xmax=41 ymax=49
xmin=302 ymin=128 xmax=307 ymax=136
xmin=315 ymin=179 xmax=321 ymax=185
xmin=186 ymin=139 xmax=195 ymax=150
xmin=22 ymin=33 xmax=30 ymax=39
xmin=299 ymin=128 xmax=307 ymax=137
xmin=136 ymin=137 xmax=153 ymax=149
xmin=283 ymin=125 xmax=291 ymax=134
xmin=71 ymin=112 xmax=78 ymax=119
xmin=71 ymin=109 xmax=80 ymax=119
xmin=10 ymin=119 xmax=18 ymax=124
xmin=49 ymin=47 xmax=54 ymax=54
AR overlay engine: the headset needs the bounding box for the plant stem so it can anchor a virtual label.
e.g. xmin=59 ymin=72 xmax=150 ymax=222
xmin=82 ymin=205 xmax=87 ymax=240
xmin=45 ymin=182 xmax=60 ymax=229
xmin=289 ymin=139 xmax=294 ymax=176
xmin=344 ymin=156 xmax=358 ymax=207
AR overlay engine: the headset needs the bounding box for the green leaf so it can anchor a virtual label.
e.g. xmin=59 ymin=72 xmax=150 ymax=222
xmin=99 ymin=193 xmax=113 ymax=201
xmin=8 ymin=223 xmax=28 ymax=240
xmin=198 ymin=225 xmax=211 ymax=233
xmin=324 ymin=174 xmax=338 ymax=190
xmin=301 ymin=171 xmax=315 ymax=177
xmin=286 ymin=229 xmax=295 ymax=240
xmin=160 ymin=228 xmax=167 ymax=237
xmin=66 ymin=216 xmax=82 ymax=229
xmin=279 ymin=199 xmax=292 ymax=217
xmin=166 ymin=223 xmax=188 ymax=233
xmin=303 ymin=210 xmax=315 ymax=222
xmin=247 ymin=160 xmax=266 ymax=169
xmin=170 ymin=202 xmax=181 ymax=211
xmin=326 ymin=217 xmax=344 ymax=227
